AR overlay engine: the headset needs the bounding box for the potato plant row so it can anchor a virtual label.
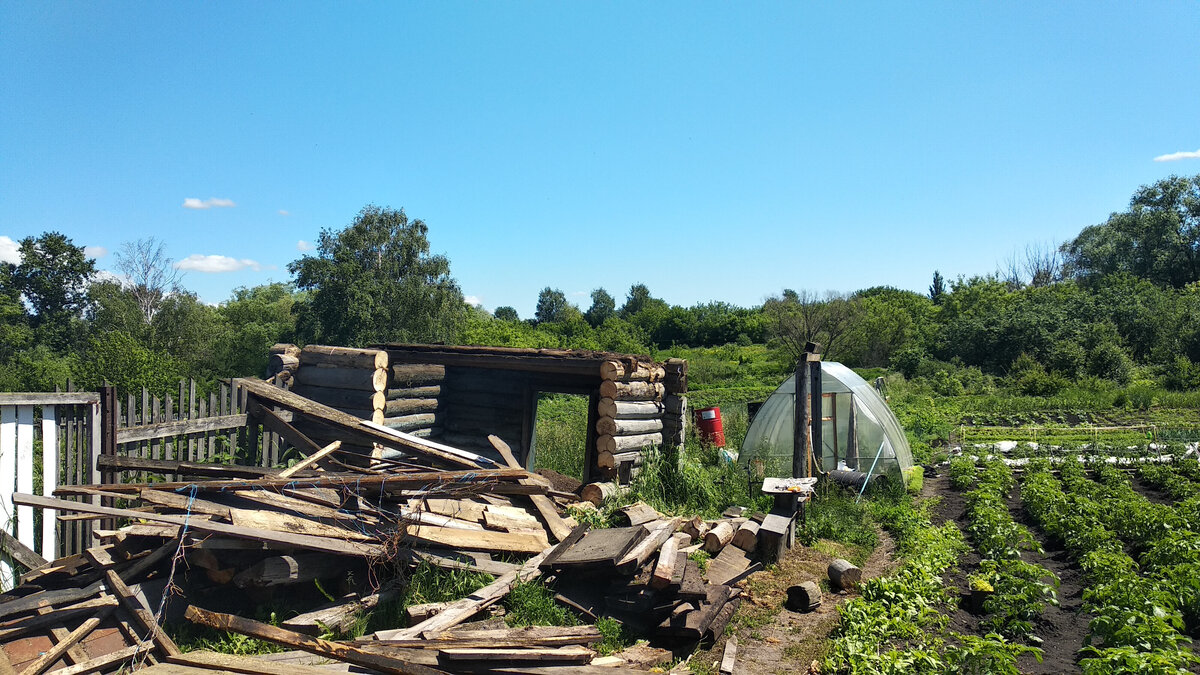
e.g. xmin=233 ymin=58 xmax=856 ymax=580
xmin=1021 ymin=459 xmax=1199 ymax=673
xmin=823 ymin=501 xmax=1040 ymax=674
xmin=959 ymin=460 xmax=1059 ymax=642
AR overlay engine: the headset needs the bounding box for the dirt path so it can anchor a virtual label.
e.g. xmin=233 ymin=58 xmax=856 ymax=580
xmin=681 ymin=519 xmax=897 ymax=674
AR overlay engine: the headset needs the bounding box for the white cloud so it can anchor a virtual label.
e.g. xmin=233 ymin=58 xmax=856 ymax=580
xmin=175 ymin=254 xmax=262 ymax=273
xmin=0 ymin=236 xmax=20 ymax=264
xmin=83 ymin=245 xmax=108 ymax=259
xmin=464 ymin=295 xmax=482 ymax=306
xmin=1153 ymin=149 xmax=1200 ymax=162
xmin=182 ymin=197 xmax=237 ymax=209
xmin=278 ymin=209 xmax=290 ymax=216
xmin=296 ymin=240 xmax=314 ymax=252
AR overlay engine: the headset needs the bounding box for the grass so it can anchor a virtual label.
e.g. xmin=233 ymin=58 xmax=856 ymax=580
xmin=503 ymin=579 xmax=577 ymax=628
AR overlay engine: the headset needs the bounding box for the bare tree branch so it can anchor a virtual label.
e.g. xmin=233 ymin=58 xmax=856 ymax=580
xmin=114 ymin=237 xmax=183 ymax=324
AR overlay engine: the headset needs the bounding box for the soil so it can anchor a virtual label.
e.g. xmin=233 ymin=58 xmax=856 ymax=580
xmin=535 ymin=468 xmax=582 ymax=494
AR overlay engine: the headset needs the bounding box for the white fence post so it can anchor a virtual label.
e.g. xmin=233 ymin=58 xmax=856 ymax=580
xmin=0 ymin=406 xmax=15 ymax=590
xmin=42 ymin=406 xmax=58 ymax=560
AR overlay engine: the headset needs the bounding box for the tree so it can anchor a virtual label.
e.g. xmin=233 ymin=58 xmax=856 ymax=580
xmin=1062 ymin=174 xmax=1200 ymax=288
xmin=535 ymin=287 xmax=570 ymax=324
xmin=289 ymin=205 xmax=466 ymax=346
xmin=11 ymin=232 xmax=95 ymax=350
xmin=620 ymin=283 xmax=652 ymax=318
xmin=929 ymin=271 xmax=946 ymax=305
xmin=762 ymin=290 xmax=862 ymax=364
xmin=215 ymin=283 xmax=298 ymax=377
xmin=493 ymin=306 xmax=519 ymax=322
xmin=114 ymin=237 xmax=183 ymax=323
xmin=584 ymin=288 xmax=615 ymax=327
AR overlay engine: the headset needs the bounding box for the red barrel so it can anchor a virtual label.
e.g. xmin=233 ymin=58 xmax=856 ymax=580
xmin=694 ymin=406 xmax=726 ymax=447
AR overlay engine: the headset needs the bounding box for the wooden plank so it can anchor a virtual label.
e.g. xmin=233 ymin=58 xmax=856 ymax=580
xmin=116 ymin=415 xmax=248 ymax=444
xmin=488 ymin=435 xmax=574 ymax=542
xmin=705 ymin=545 xmax=751 ymax=586
xmin=549 ymin=527 xmax=642 ymax=570
xmin=278 ymin=441 xmax=341 ymax=479
xmin=106 ymin=567 xmax=181 ymax=656
xmin=0 ymin=596 xmax=118 ymax=641
xmin=184 ymin=606 xmax=447 ymax=675
xmin=438 ymin=646 xmax=593 ymax=663
xmin=40 ymin=406 xmax=58 ymax=560
xmin=720 ymin=636 xmax=737 ymax=675
xmin=19 ymin=608 xmax=112 ymax=675
xmin=168 ymin=650 xmax=356 ymax=675
xmin=650 ymin=532 xmax=684 ymax=589
xmin=14 ymin=494 xmax=381 ymax=558
xmin=380 ymin=545 xmax=555 ymax=640
xmin=53 ymin=467 xmax=528 ymax=494
xmin=0 ymin=405 xmax=16 ymax=590
xmin=405 ymin=525 xmax=548 ymax=554
xmin=377 ymin=625 xmax=602 ymax=650
xmin=140 ymin=489 xmax=233 ymax=520
xmin=95 ymin=454 xmax=288 ymax=479
xmin=617 ymin=519 xmax=679 ymax=570
xmin=0 ymin=529 xmax=46 ymax=571
xmin=0 ymin=393 xmax=98 ymax=406
xmin=15 ymin=406 xmax=34 ymax=553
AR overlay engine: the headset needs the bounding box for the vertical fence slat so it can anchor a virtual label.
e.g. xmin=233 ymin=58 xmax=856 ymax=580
xmin=64 ymin=407 xmax=77 ymax=558
xmin=15 ymin=406 xmax=34 ymax=553
xmin=87 ymin=399 xmax=101 ymax=550
xmin=0 ymin=406 xmax=16 ymax=590
xmin=198 ymin=397 xmax=208 ymax=462
xmin=152 ymin=394 xmax=161 ymax=461
xmin=208 ymin=389 xmax=217 ymax=461
xmin=188 ymin=379 xmax=197 ymax=462
xmin=141 ymin=388 xmax=150 ymax=465
xmin=41 ymin=406 xmax=57 ymax=559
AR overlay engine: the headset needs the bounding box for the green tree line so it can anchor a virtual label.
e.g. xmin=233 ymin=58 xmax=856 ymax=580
xmin=3 ymin=175 xmax=1199 ymax=396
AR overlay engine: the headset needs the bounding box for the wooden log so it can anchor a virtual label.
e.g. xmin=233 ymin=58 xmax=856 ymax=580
xmin=599 ymin=380 xmax=664 ymax=401
xmin=617 ymin=502 xmax=660 ymax=527
xmin=233 ymin=553 xmax=350 ymax=588
xmin=597 ymin=450 xmax=644 ymax=470
xmin=650 ymin=533 xmax=684 ymax=589
xmin=293 ymin=365 xmax=387 ymax=392
xmin=184 ymin=606 xmax=445 ymax=675
xmin=597 ymin=432 xmax=662 ymax=455
xmin=596 ymin=417 xmax=664 ymax=437
xmin=300 ymin=345 xmax=388 ymax=369
xmin=597 ymin=398 xmax=664 ymax=419
xmin=385 ymin=398 xmax=440 ymax=416
xmin=681 ymin=516 xmax=709 ymax=541
xmin=387 ymin=385 xmax=442 ymax=400
xmin=600 ymin=360 xmax=666 ymax=382
xmin=704 ymin=521 xmax=735 ymax=553
xmin=828 ymin=558 xmax=862 ymax=590
xmin=292 ymin=385 xmax=385 ymax=412
xmin=391 ymin=363 xmax=446 ymax=386
xmin=731 ymin=520 xmax=760 ymax=551
xmin=580 ymin=481 xmax=621 ymax=506
xmin=269 ymin=353 xmax=300 ymax=372
xmin=327 ymin=406 xmax=384 ymax=423
xmin=270 ymin=343 xmax=301 ymax=357
xmin=786 ymin=581 xmax=821 ymax=612
xmin=384 ymin=413 xmax=440 ymax=432
xmin=617 ymin=519 xmax=679 ymax=570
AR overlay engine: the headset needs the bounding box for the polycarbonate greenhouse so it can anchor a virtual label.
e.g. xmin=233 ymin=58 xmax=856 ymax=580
xmin=739 ymin=362 xmax=914 ymax=483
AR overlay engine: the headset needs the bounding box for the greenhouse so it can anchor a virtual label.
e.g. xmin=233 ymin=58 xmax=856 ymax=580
xmin=739 ymin=362 xmax=913 ymax=483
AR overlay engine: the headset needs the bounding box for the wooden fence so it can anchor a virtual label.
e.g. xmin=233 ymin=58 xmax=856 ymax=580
xmin=0 ymin=392 xmax=100 ymax=590
xmin=1 ymin=380 xmax=293 ymax=586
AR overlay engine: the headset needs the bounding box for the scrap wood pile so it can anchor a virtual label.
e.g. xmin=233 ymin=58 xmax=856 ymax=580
xmin=0 ymin=378 xmax=776 ymax=675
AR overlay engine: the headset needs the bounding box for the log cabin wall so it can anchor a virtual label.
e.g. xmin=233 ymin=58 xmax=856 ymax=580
xmin=273 ymin=343 xmax=687 ymax=486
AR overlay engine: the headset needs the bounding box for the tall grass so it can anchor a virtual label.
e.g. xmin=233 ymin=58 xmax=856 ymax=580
xmin=533 ymin=393 xmax=589 ymax=480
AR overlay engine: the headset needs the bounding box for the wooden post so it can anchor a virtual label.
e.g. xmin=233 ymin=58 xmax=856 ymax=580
xmin=98 ymin=386 xmax=117 ymax=531
xmin=847 ymin=395 xmax=859 ymax=470
xmin=810 ymin=358 xmax=822 ymax=473
xmin=583 ymin=388 xmax=600 ymax=485
xmin=793 ymin=359 xmax=810 ymax=480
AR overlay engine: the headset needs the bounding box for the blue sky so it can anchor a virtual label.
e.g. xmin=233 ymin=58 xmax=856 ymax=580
xmin=2 ymin=2 xmax=1198 ymax=317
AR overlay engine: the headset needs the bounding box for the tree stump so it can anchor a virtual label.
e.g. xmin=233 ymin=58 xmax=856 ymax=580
xmin=828 ymin=558 xmax=862 ymax=590
xmin=785 ymin=581 xmax=821 ymax=612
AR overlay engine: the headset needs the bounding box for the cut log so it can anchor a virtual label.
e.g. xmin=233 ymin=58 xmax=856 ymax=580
xmin=597 ymin=450 xmax=644 ymax=470
xmin=599 ymin=380 xmax=665 ymax=401
xmin=391 ymin=363 xmax=446 ymax=386
xmin=650 ymin=533 xmax=683 ymax=589
xmin=681 ymin=516 xmax=709 ymax=541
xmin=270 ymin=343 xmax=301 ymax=357
xmin=596 ymin=417 xmax=664 ymax=437
xmin=617 ymin=502 xmax=661 ymax=527
xmin=828 ymin=558 xmax=862 ymax=590
xmin=385 ymin=398 xmax=440 ymax=416
xmin=580 ymin=481 xmax=622 ymax=506
xmin=731 ymin=520 xmax=760 ymax=551
xmin=383 ymin=413 xmax=440 ymax=432
xmin=299 ymin=345 xmax=388 ymax=370
xmin=786 ymin=581 xmax=821 ymax=612
xmin=600 ymin=360 xmax=666 ymax=382
xmin=291 ymin=385 xmax=385 ymax=412
xmin=268 ymin=353 xmax=300 ymax=372
xmin=388 ymin=385 xmax=443 ymax=400
xmin=597 ymin=432 xmax=662 ymax=455
xmin=617 ymin=519 xmax=679 ymax=570
xmin=597 ymin=398 xmax=664 ymax=419
xmin=293 ymin=365 xmax=387 ymax=392
xmin=704 ymin=521 xmax=735 ymax=553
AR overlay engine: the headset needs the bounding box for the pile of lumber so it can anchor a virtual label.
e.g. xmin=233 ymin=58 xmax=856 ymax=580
xmin=1 ymin=377 xmax=775 ymax=675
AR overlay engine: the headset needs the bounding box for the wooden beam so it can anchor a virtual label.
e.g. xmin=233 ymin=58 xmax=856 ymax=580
xmin=105 ymin=567 xmax=181 ymax=657
xmin=488 ymin=435 xmax=575 ymax=542
xmin=0 ymin=393 xmax=99 ymax=406
xmin=184 ymin=606 xmax=448 ymax=675
xmin=19 ymin=608 xmax=112 ymax=675
xmin=278 ymin=441 xmax=341 ymax=479
xmin=116 ymin=414 xmax=248 ymax=444
xmin=0 ymin=529 xmax=47 ymax=571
